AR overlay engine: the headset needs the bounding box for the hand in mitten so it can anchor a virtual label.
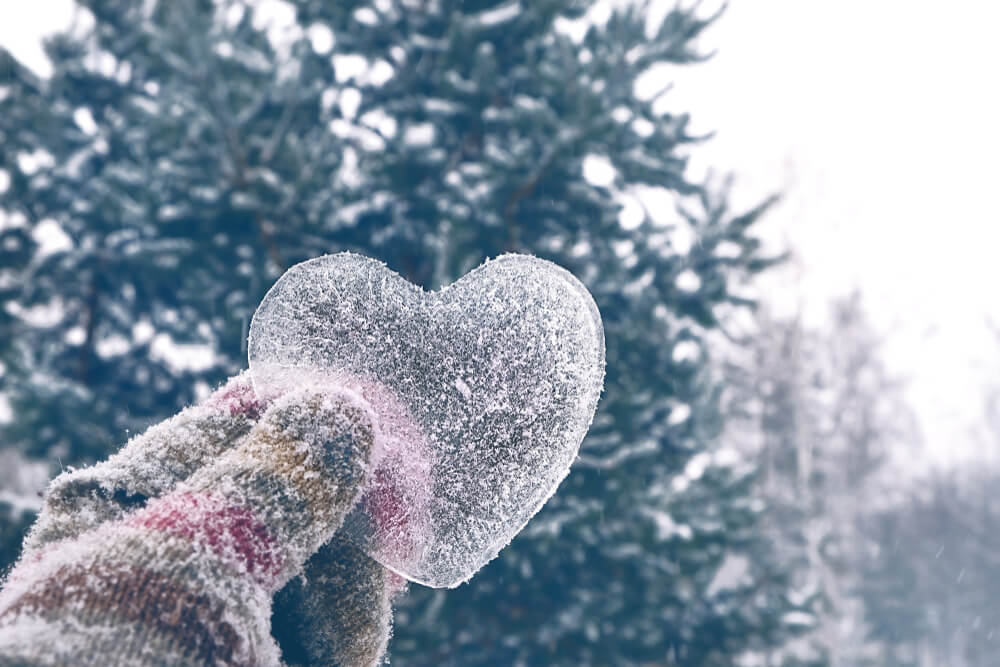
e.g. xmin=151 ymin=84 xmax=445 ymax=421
xmin=22 ymin=372 xmax=263 ymax=553
xmin=0 ymin=383 xmax=393 ymax=666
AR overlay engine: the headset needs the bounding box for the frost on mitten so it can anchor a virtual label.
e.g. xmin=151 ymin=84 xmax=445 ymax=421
xmin=0 ymin=387 xmax=376 ymax=667
xmin=22 ymin=371 xmax=263 ymax=555
xmin=273 ymin=534 xmax=399 ymax=667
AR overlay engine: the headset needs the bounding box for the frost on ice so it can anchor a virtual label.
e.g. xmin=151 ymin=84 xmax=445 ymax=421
xmin=248 ymin=253 xmax=605 ymax=588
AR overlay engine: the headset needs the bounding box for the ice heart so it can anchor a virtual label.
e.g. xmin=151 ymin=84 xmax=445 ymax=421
xmin=248 ymin=253 xmax=604 ymax=587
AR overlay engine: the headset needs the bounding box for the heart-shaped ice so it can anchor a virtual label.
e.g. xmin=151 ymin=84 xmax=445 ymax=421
xmin=248 ymin=253 xmax=604 ymax=588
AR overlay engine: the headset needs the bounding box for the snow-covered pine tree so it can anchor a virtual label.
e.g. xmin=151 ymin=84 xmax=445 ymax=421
xmin=0 ymin=0 xmax=356 ymax=469
xmin=1 ymin=0 xmax=801 ymax=662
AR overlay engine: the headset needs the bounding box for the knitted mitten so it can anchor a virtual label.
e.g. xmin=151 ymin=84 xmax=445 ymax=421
xmin=273 ymin=535 xmax=399 ymax=667
xmin=23 ymin=371 xmax=263 ymax=554
xmin=0 ymin=387 xmax=375 ymax=666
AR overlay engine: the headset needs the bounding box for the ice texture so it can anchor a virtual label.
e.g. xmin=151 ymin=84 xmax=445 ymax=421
xmin=248 ymin=253 xmax=605 ymax=588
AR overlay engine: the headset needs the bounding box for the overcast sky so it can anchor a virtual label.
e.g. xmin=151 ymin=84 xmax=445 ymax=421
xmin=3 ymin=0 xmax=998 ymax=468
xmin=662 ymin=0 xmax=1000 ymax=468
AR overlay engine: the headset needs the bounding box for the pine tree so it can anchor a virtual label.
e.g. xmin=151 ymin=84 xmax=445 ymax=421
xmin=1 ymin=0 xmax=800 ymax=662
xmin=0 ymin=1 xmax=357 ymax=467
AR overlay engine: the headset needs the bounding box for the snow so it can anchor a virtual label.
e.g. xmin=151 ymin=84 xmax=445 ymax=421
xmin=332 ymin=54 xmax=368 ymax=84
xmin=72 ymin=108 xmax=98 ymax=136
xmin=715 ymin=240 xmax=742 ymax=259
xmin=454 ymin=378 xmax=472 ymax=400
xmin=360 ymin=109 xmax=397 ymax=138
xmin=668 ymin=219 xmax=695 ymax=255
xmin=782 ymin=611 xmax=817 ymax=628
xmin=6 ymin=298 xmax=65 ymax=328
xmin=31 ymin=219 xmax=73 ymax=258
xmin=706 ymin=553 xmax=751 ymax=597
xmin=223 ymin=2 xmax=245 ymax=29
xmin=248 ymin=253 xmax=605 ymax=587
xmin=640 ymin=508 xmax=693 ymax=541
xmin=368 ymin=59 xmax=395 ymax=86
xmin=668 ymin=403 xmax=691 ymax=425
xmin=671 ymin=340 xmax=700 ymax=363
xmin=675 ymin=269 xmax=702 ymax=293
xmin=582 ymin=154 xmax=616 ymax=188
xmin=63 ymin=326 xmax=86 ymax=346
xmin=16 ymin=149 xmax=55 ymax=176
xmin=552 ymin=1 xmax=611 ymax=44
xmin=1 ymin=211 xmax=27 ymax=231
xmin=251 ymin=0 xmax=298 ymax=46
xmin=611 ymin=106 xmax=632 ymax=124
xmin=306 ymin=23 xmax=334 ymax=55
xmin=403 ymin=123 xmax=435 ymax=147
xmin=513 ymin=95 xmax=544 ymax=112
xmin=353 ymin=7 xmax=378 ymax=26
xmin=631 ymin=117 xmax=654 ymax=137
xmin=0 ymin=450 xmax=48 ymax=513
xmin=131 ymin=321 xmax=155 ymax=344
xmin=469 ymin=1 xmax=521 ymax=28
xmin=149 ymin=334 xmax=216 ymax=372
xmin=95 ymin=334 xmax=131 ymax=359
xmin=684 ymin=451 xmax=712 ymax=481
xmin=338 ymin=87 xmax=361 ymax=120
xmin=425 ymin=98 xmax=462 ymax=115
xmin=320 ymin=87 xmax=338 ymax=112
xmin=713 ymin=447 xmax=741 ymax=467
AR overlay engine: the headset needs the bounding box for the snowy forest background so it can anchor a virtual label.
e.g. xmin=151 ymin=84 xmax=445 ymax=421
xmin=1 ymin=1 xmax=998 ymax=665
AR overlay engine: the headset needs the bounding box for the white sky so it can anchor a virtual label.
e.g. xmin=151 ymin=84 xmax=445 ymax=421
xmin=662 ymin=0 xmax=1000 ymax=468
xmin=0 ymin=1 xmax=77 ymax=78
xmin=3 ymin=1 xmax=999 ymax=467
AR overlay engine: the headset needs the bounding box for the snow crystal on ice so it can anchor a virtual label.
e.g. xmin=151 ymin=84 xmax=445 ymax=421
xmin=248 ymin=253 xmax=605 ymax=587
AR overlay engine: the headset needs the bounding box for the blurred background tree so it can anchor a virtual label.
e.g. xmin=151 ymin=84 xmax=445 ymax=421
xmin=1 ymin=0 xmax=812 ymax=663
xmin=721 ymin=294 xmax=919 ymax=666
xmin=853 ymin=362 xmax=1000 ymax=666
xmin=857 ymin=467 xmax=1000 ymax=666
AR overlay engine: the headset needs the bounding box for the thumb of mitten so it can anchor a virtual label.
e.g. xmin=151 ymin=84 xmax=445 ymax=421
xmin=178 ymin=386 xmax=379 ymax=589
